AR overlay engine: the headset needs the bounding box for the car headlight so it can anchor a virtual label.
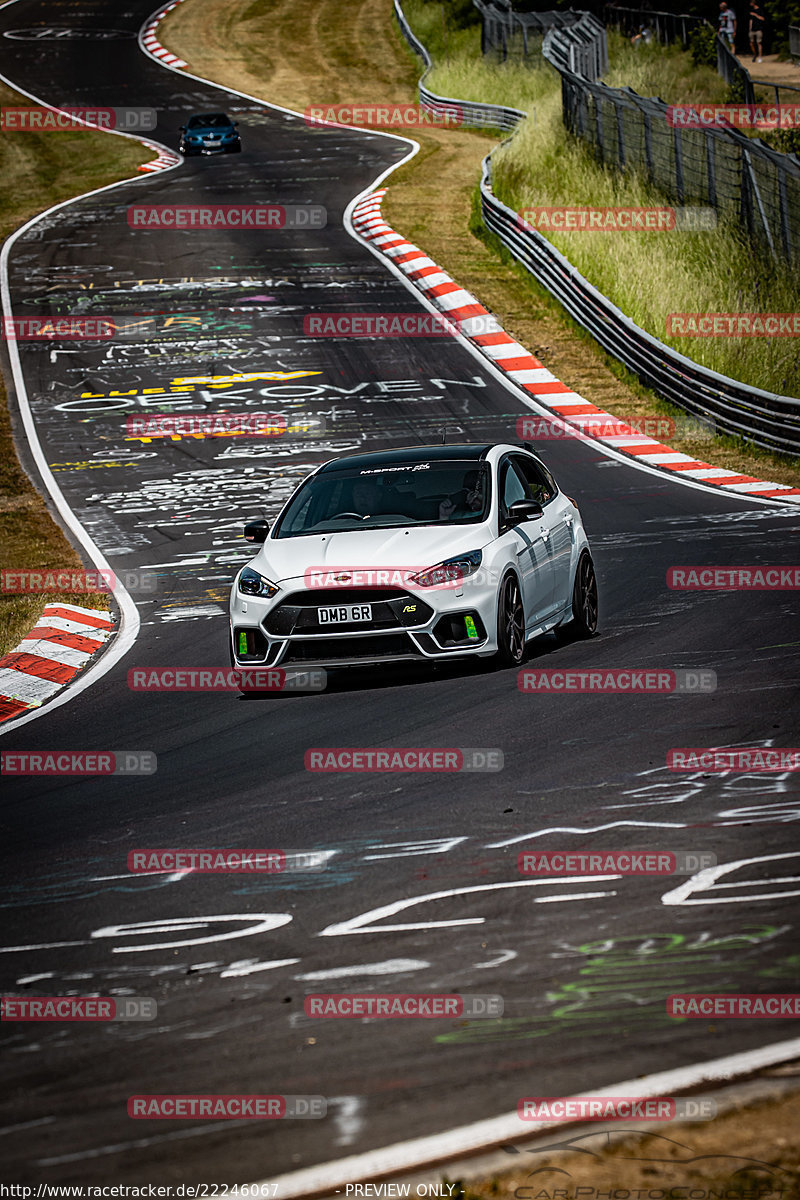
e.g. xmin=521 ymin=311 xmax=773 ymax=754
xmin=410 ymin=551 xmax=482 ymax=589
xmin=238 ymin=566 xmax=279 ymax=599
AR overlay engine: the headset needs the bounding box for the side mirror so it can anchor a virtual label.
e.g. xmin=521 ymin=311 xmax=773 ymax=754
xmin=507 ymin=499 xmax=543 ymax=524
xmin=233 ymin=121 xmax=239 ymax=127
xmin=179 ymin=125 xmax=186 ymax=132
xmin=244 ymin=518 xmax=269 ymax=544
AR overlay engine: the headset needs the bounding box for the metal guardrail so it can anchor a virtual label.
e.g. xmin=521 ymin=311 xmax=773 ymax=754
xmin=543 ymin=12 xmax=608 ymax=82
xmin=390 ymin=0 xmax=800 ymax=454
xmin=479 ymin=160 xmax=800 ymax=455
xmin=393 ymin=0 xmax=525 ymax=132
xmin=716 ymin=34 xmax=755 ymax=104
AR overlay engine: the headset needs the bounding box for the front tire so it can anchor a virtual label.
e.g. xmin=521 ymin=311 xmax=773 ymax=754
xmin=495 ymin=573 xmax=526 ymax=667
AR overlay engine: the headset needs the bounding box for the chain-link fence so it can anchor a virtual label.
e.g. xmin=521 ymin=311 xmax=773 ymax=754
xmin=472 ymin=0 xmax=583 ymax=61
xmin=543 ymin=17 xmax=800 ymax=264
xmin=792 ymin=26 xmax=800 ymax=63
xmin=602 ymin=4 xmax=703 ymax=50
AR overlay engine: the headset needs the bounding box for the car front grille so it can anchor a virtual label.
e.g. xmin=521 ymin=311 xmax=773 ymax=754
xmin=264 ymin=589 xmax=434 ymax=636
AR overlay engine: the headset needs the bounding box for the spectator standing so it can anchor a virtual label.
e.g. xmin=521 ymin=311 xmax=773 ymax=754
xmin=718 ymin=1 xmax=737 ymax=50
xmin=748 ymin=0 xmax=765 ymax=62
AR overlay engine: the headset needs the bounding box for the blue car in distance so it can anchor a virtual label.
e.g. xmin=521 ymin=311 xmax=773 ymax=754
xmin=179 ymin=112 xmax=241 ymax=156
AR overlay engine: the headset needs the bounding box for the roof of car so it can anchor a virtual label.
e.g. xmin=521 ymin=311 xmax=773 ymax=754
xmin=318 ymin=444 xmax=495 ymax=473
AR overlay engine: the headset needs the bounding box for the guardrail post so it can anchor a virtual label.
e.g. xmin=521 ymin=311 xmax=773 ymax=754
xmin=778 ymin=165 xmax=793 ymax=263
xmin=643 ymin=108 xmax=653 ymax=178
xmin=705 ymin=131 xmax=717 ymax=208
xmin=673 ymin=126 xmax=685 ymax=205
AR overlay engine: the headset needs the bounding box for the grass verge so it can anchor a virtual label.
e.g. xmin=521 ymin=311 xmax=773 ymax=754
xmin=161 ymin=0 xmax=799 ymax=488
xmin=0 ymin=82 xmax=147 ymax=655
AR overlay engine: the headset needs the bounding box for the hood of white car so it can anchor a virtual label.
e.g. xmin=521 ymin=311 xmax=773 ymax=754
xmin=251 ymin=524 xmax=492 ymax=585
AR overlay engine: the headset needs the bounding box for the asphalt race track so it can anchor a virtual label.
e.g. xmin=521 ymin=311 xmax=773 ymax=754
xmin=0 ymin=0 xmax=799 ymax=1186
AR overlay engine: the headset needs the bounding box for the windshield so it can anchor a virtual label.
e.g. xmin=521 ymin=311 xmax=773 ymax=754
xmin=273 ymin=461 xmax=491 ymax=539
xmin=187 ymin=114 xmax=231 ymax=129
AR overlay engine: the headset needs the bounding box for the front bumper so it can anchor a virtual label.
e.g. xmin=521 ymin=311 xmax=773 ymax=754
xmin=230 ymin=581 xmax=495 ymax=669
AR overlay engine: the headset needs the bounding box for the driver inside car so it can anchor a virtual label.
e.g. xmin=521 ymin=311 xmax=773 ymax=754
xmin=437 ymin=470 xmax=483 ymax=520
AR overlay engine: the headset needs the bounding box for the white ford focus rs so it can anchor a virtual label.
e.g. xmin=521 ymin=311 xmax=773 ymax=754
xmin=229 ymin=442 xmax=598 ymax=671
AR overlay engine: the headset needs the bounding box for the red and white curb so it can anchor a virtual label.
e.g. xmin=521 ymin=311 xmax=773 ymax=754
xmin=138 ymin=140 xmax=181 ymax=173
xmin=352 ymin=190 xmax=800 ymax=504
xmin=0 ymin=603 xmax=115 ymax=724
xmin=141 ymin=0 xmax=188 ymax=69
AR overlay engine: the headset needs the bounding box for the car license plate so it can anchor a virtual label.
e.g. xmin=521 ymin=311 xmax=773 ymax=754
xmin=317 ymin=604 xmax=372 ymax=624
